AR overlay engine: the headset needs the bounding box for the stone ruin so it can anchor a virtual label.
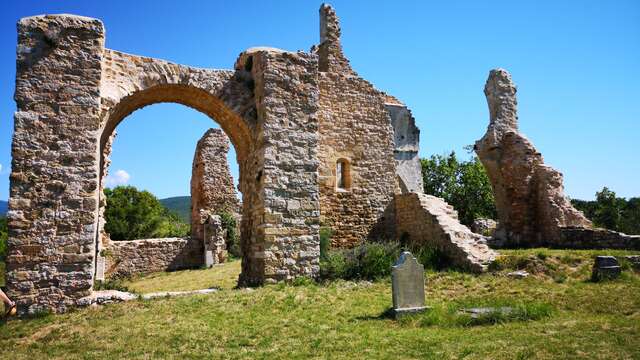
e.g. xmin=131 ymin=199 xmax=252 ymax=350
xmin=476 ymin=69 xmax=640 ymax=250
xmin=5 ymin=5 xmax=634 ymax=316
xmin=191 ymin=128 xmax=239 ymax=243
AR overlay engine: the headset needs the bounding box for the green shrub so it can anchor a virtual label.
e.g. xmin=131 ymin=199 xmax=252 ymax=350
xmin=219 ymin=211 xmax=241 ymax=258
xmin=94 ymin=279 xmax=133 ymax=293
xmin=320 ymin=242 xmax=401 ymax=281
xmin=319 ymin=226 xmax=333 ymax=260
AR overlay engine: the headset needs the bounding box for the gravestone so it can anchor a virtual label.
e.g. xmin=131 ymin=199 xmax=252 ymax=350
xmin=592 ymin=256 xmax=621 ymax=281
xmin=392 ymin=251 xmax=427 ymax=318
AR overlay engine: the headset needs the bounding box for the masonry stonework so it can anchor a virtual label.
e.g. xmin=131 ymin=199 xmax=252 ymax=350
xmin=191 ymin=128 xmax=239 ymax=242
xmin=475 ymin=69 xmax=593 ymax=247
xmin=315 ymin=5 xmax=398 ymax=247
xmin=104 ymin=238 xmax=203 ymax=279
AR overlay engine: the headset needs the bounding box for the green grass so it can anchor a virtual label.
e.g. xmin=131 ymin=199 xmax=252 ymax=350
xmin=0 ymin=249 xmax=639 ymax=359
xmin=121 ymin=260 xmax=241 ymax=293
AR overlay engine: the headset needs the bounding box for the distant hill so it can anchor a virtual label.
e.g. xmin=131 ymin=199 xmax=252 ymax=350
xmin=0 ymin=200 xmax=7 ymax=216
xmin=160 ymin=196 xmax=191 ymax=223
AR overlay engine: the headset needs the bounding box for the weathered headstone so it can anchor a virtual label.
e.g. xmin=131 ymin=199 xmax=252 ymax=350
xmin=392 ymin=251 xmax=427 ymax=318
xmin=201 ymin=211 xmax=227 ymax=268
xmin=592 ymin=256 xmax=621 ymax=281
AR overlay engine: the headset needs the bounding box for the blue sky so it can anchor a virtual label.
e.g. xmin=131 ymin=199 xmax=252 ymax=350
xmin=0 ymin=0 xmax=638 ymax=201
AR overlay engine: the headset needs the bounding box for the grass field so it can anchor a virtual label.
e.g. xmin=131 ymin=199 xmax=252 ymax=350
xmin=1 ymin=249 xmax=639 ymax=359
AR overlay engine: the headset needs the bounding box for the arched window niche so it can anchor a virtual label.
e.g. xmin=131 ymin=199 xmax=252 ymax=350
xmin=336 ymin=158 xmax=352 ymax=191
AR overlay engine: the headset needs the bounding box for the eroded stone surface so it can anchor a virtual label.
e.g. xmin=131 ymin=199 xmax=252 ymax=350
xmin=475 ymin=69 xmax=592 ymax=247
xmin=392 ymin=251 xmax=427 ymax=317
xmin=394 ymin=193 xmax=497 ymax=272
xmin=191 ymin=129 xmax=239 ymax=242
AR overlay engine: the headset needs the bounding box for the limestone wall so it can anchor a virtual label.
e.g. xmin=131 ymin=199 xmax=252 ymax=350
xmin=475 ymin=69 xmax=592 ymax=247
xmin=557 ymin=227 xmax=640 ymax=250
xmin=394 ymin=193 xmax=497 ymax=273
xmin=7 ymin=15 xmax=105 ymax=314
xmin=191 ymin=128 xmax=239 ymax=241
xmin=386 ymin=103 xmax=423 ymax=194
xmin=315 ymin=5 xmax=397 ymax=247
xmin=104 ymin=238 xmax=203 ymax=279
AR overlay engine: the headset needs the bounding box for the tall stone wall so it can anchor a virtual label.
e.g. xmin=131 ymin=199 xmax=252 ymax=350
xmin=315 ymin=4 xmax=398 ymax=247
xmin=475 ymin=69 xmax=592 ymax=247
xmin=6 ymin=15 xmax=105 ymax=314
xmin=238 ymin=48 xmax=321 ymax=285
xmin=104 ymin=238 xmax=203 ymax=279
xmin=191 ymin=128 xmax=239 ymax=241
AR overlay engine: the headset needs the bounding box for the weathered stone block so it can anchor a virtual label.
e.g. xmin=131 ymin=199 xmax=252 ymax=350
xmin=392 ymin=252 xmax=427 ymax=318
xmin=592 ymin=256 xmax=621 ymax=281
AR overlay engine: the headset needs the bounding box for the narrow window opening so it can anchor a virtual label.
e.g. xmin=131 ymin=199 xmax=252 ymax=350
xmin=336 ymin=159 xmax=351 ymax=191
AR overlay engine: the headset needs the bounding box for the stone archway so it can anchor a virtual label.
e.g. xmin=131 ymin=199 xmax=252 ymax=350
xmin=7 ymin=14 xmax=321 ymax=314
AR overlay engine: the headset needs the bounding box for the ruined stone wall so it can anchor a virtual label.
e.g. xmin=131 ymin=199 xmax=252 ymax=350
xmin=238 ymin=48 xmax=321 ymax=285
xmin=394 ymin=193 xmax=497 ymax=273
xmin=7 ymin=15 xmax=105 ymax=314
xmin=104 ymin=238 xmax=203 ymax=279
xmin=386 ymin=103 xmax=423 ymax=194
xmin=191 ymin=128 xmax=239 ymax=241
xmin=475 ymin=69 xmax=592 ymax=247
xmin=315 ymin=5 xmax=397 ymax=247
xmin=557 ymin=227 xmax=640 ymax=250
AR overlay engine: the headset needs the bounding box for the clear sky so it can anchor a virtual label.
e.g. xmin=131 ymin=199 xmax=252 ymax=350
xmin=0 ymin=0 xmax=638 ymax=201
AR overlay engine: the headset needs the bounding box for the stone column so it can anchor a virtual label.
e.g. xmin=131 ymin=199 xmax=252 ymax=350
xmin=238 ymin=49 xmax=321 ymax=286
xmin=7 ymin=15 xmax=104 ymax=314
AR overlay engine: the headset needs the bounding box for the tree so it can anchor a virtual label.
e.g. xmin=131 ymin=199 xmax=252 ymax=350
xmin=571 ymin=187 xmax=640 ymax=235
xmin=104 ymin=186 xmax=189 ymax=240
xmin=421 ymin=151 xmax=497 ymax=226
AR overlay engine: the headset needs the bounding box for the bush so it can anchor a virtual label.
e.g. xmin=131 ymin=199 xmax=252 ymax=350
xmin=320 ymin=242 xmax=400 ymax=281
xmin=319 ymin=226 xmax=333 ymax=260
xmin=219 ymin=211 xmax=241 ymax=258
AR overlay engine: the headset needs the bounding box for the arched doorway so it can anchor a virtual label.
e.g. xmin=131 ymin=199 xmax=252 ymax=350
xmin=96 ymin=102 xmax=242 ymax=282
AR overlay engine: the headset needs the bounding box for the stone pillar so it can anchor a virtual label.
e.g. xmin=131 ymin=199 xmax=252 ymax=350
xmin=239 ymin=49 xmax=321 ymax=286
xmin=7 ymin=15 xmax=105 ymax=314
xmin=475 ymin=69 xmax=591 ymax=246
xmin=191 ymin=128 xmax=239 ymax=242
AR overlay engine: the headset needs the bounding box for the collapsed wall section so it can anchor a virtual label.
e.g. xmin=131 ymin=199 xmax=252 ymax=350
xmin=395 ymin=193 xmax=497 ymax=272
xmin=386 ymin=103 xmax=423 ymax=194
xmin=315 ymin=4 xmax=397 ymax=247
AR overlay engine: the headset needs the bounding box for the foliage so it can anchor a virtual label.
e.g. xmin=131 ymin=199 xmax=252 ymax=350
xmin=571 ymin=187 xmax=640 ymax=235
xmin=421 ymin=150 xmax=496 ymax=226
xmin=319 ymin=242 xmax=453 ymax=281
xmin=0 ymin=216 xmax=6 ymax=261
xmin=104 ymin=186 xmax=189 ymax=240
xmin=219 ymin=211 xmax=241 ymax=258
xmin=319 ymin=226 xmax=333 ymax=260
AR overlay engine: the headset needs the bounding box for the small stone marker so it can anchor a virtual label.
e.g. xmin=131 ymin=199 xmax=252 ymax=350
xmin=592 ymin=256 xmax=621 ymax=281
xmin=392 ymin=251 xmax=427 ymax=318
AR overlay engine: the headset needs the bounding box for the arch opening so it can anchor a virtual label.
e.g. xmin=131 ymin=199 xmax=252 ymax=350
xmin=95 ymin=84 xmax=256 ymax=285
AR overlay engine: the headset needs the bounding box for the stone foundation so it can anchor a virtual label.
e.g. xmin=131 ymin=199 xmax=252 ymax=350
xmin=104 ymin=238 xmax=203 ymax=279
